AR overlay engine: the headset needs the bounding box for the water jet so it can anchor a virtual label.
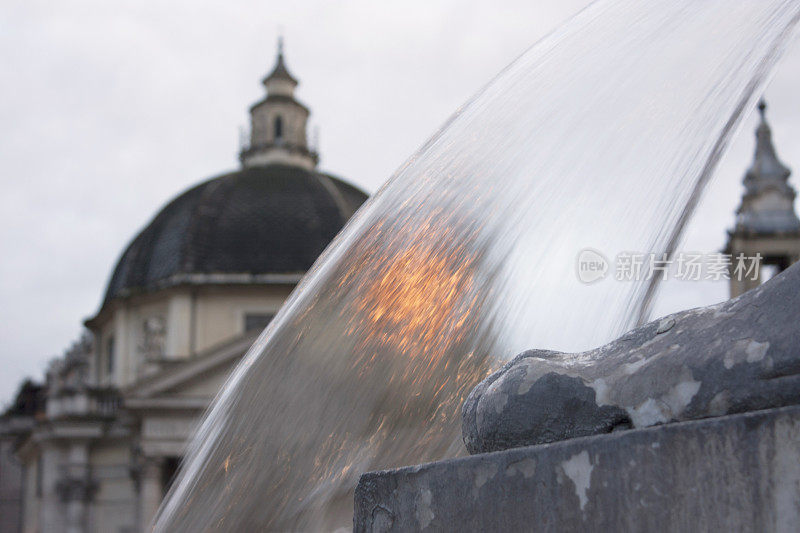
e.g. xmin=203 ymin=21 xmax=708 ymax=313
xmin=154 ymin=1 xmax=800 ymax=530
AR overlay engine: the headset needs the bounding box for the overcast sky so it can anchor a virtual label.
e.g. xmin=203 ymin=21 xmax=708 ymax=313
xmin=2 ymin=0 xmax=800 ymax=406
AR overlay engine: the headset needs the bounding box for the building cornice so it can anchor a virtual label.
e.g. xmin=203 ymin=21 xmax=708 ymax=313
xmin=85 ymin=274 xmax=302 ymax=329
xmin=124 ymin=396 xmax=209 ymax=411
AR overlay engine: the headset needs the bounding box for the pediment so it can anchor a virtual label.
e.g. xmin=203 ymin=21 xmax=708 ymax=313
xmin=124 ymin=332 xmax=259 ymax=401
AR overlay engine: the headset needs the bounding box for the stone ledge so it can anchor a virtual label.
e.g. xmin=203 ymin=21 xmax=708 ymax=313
xmin=354 ymin=405 xmax=800 ymax=532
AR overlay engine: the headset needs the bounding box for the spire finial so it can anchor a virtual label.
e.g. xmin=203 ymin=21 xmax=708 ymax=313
xmin=730 ymin=99 xmax=799 ymax=236
xmin=262 ymin=31 xmax=297 ymax=88
xmin=745 ymin=97 xmax=792 ymax=185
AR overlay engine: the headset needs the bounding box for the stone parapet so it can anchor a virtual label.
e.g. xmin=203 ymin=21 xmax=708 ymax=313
xmin=355 ymin=405 xmax=800 ymax=532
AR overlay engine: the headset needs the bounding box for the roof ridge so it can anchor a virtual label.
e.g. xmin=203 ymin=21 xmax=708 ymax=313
xmin=316 ymin=173 xmax=355 ymax=220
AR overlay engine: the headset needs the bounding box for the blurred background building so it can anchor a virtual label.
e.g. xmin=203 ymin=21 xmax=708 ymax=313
xmin=0 ymin=43 xmax=367 ymax=533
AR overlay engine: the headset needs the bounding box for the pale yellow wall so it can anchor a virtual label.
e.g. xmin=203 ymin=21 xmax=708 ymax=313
xmin=193 ymin=285 xmax=293 ymax=353
xmin=166 ymin=293 xmax=192 ymax=358
xmin=93 ymin=285 xmax=295 ymax=388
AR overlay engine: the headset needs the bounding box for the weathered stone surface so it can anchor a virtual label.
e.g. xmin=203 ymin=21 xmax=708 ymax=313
xmin=463 ymin=261 xmax=800 ymax=454
xmin=354 ymin=405 xmax=800 ymax=532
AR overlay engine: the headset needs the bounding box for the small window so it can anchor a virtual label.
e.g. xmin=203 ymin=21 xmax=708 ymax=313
xmin=274 ymin=116 xmax=283 ymax=140
xmin=245 ymin=313 xmax=274 ymax=333
xmin=36 ymin=454 xmax=43 ymax=497
xmin=106 ymin=336 xmax=115 ymax=375
xmin=162 ymin=456 xmax=182 ymax=496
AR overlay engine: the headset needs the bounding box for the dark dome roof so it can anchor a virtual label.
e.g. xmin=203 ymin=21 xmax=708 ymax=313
xmin=100 ymin=164 xmax=367 ymax=307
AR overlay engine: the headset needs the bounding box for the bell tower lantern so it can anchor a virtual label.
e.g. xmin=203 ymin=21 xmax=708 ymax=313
xmin=240 ymin=38 xmax=319 ymax=170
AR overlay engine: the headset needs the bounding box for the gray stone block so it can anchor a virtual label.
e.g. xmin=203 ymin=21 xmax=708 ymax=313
xmin=463 ymin=261 xmax=800 ymax=454
xmin=355 ymin=405 xmax=800 ymax=532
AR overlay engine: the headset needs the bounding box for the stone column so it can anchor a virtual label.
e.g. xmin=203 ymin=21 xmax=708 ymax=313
xmin=65 ymin=443 xmax=91 ymax=533
xmin=139 ymin=457 xmax=164 ymax=530
xmin=39 ymin=445 xmax=62 ymax=533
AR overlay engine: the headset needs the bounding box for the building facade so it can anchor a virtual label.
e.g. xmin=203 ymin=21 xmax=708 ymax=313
xmin=1 ymin=42 xmax=367 ymax=533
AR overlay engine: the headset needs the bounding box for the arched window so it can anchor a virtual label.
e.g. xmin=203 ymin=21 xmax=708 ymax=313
xmin=274 ymin=116 xmax=283 ymax=140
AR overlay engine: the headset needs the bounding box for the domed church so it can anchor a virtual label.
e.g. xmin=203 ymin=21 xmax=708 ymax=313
xmin=2 ymin=41 xmax=368 ymax=533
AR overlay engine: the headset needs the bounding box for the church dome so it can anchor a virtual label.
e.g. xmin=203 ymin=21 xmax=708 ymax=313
xmin=89 ymin=40 xmax=369 ymax=321
xmin=101 ymin=164 xmax=367 ymax=307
